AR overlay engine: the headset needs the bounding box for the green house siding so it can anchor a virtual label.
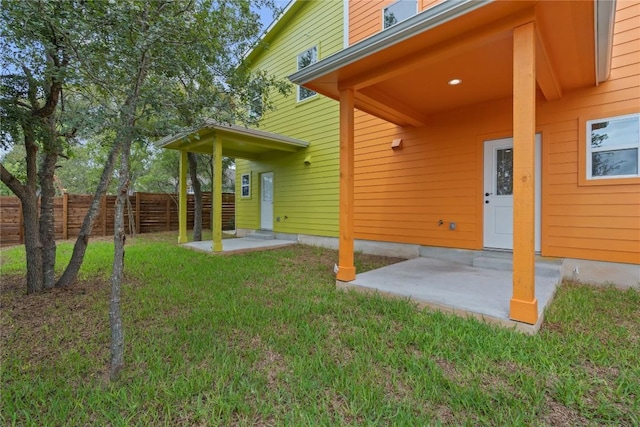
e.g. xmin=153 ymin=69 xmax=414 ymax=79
xmin=236 ymin=0 xmax=342 ymax=236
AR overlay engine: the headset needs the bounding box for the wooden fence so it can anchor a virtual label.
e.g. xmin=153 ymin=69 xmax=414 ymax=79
xmin=0 ymin=192 xmax=235 ymax=247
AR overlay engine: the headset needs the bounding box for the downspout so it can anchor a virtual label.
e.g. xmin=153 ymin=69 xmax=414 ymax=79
xmin=595 ymin=0 xmax=616 ymax=85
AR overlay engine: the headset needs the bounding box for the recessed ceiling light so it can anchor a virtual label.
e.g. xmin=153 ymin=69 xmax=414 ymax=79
xmin=448 ymin=78 xmax=462 ymax=86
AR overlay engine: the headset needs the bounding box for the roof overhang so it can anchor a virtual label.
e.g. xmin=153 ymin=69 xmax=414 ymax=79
xmin=244 ymin=0 xmax=300 ymax=64
xmin=289 ymin=0 xmax=616 ymax=127
xmin=156 ymin=120 xmax=309 ymax=160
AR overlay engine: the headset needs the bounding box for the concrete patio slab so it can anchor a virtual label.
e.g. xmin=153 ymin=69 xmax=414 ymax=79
xmin=339 ymin=257 xmax=561 ymax=334
xmin=183 ymin=237 xmax=297 ymax=254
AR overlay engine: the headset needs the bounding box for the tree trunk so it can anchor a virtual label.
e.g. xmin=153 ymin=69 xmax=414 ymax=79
xmin=56 ymin=139 xmax=123 ymax=287
xmin=57 ymin=37 xmax=151 ymax=288
xmin=106 ymin=45 xmax=151 ymax=378
xmin=0 ymin=180 xmax=43 ymax=294
xmin=188 ymin=152 xmax=202 ymax=241
xmin=21 ymin=188 xmax=44 ymax=294
xmin=0 ymin=170 xmax=42 ymax=294
xmin=0 ymin=126 xmax=43 ymax=294
xmin=109 ymin=138 xmax=131 ymax=381
xmin=38 ymin=150 xmax=58 ymax=289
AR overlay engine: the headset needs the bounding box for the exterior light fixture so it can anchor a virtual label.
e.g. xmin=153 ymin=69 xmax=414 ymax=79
xmin=448 ymin=78 xmax=462 ymax=86
xmin=391 ymin=138 xmax=402 ymax=149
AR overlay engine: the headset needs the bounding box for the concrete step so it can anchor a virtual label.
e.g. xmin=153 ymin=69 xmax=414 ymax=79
xmin=247 ymin=230 xmax=275 ymax=240
xmin=472 ymin=255 xmax=562 ymax=278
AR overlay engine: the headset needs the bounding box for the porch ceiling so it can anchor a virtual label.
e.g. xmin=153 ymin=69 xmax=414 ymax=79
xmin=156 ymin=120 xmax=309 ymax=160
xmin=290 ymin=0 xmax=612 ymax=127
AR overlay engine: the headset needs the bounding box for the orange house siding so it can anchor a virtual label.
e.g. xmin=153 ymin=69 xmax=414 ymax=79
xmin=539 ymin=1 xmax=640 ymax=264
xmin=350 ymin=1 xmax=640 ymax=265
xmin=353 ymin=99 xmax=511 ymax=251
xmin=349 ymin=0 xmax=444 ymax=45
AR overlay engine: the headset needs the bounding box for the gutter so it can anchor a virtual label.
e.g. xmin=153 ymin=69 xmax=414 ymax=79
xmin=290 ymin=0 xmax=617 ymax=88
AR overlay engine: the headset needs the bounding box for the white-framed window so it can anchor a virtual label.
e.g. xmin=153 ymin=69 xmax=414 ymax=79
xmin=297 ymin=46 xmax=317 ymax=102
xmin=248 ymin=88 xmax=263 ymax=121
xmin=240 ymin=173 xmax=251 ymax=198
xmin=587 ymin=113 xmax=639 ymax=179
xmin=383 ymin=0 xmax=418 ymax=30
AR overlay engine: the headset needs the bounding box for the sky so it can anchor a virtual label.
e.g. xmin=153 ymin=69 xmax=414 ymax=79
xmin=255 ymin=0 xmax=292 ymax=33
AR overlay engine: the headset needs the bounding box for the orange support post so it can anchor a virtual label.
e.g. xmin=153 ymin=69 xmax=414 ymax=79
xmin=510 ymin=22 xmax=538 ymax=324
xmin=337 ymin=88 xmax=356 ymax=282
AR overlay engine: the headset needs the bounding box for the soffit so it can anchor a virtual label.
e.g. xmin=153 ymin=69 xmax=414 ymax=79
xmin=291 ymin=1 xmax=599 ymax=126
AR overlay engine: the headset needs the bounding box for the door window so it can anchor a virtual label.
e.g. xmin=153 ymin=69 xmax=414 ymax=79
xmin=262 ymin=174 xmax=273 ymax=203
xmin=496 ymin=148 xmax=513 ymax=196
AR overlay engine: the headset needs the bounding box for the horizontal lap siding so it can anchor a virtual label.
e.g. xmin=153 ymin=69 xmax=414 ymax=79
xmin=236 ymin=0 xmax=342 ymax=236
xmin=351 ymin=2 xmax=639 ymax=264
xmin=538 ymin=1 xmax=640 ymax=264
xmin=349 ymin=0 xmax=386 ymax=44
xmin=349 ymin=0 xmax=487 ymax=249
xmin=349 ymin=0 xmax=445 ymax=45
xmin=353 ymin=103 xmax=513 ymax=249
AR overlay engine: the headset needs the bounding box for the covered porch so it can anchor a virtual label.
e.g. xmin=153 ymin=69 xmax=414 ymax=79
xmin=156 ymin=120 xmax=309 ymax=251
xmin=183 ymin=235 xmax=297 ymax=255
xmin=290 ymin=0 xmax=614 ymax=325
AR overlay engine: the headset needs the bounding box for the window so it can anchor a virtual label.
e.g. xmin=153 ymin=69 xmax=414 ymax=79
xmin=240 ymin=173 xmax=251 ymax=198
xmin=587 ymin=114 xmax=639 ymax=179
xmin=297 ymin=46 xmax=317 ymax=101
xmin=383 ymin=0 xmax=417 ymax=29
xmin=248 ymin=88 xmax=263 ymax=121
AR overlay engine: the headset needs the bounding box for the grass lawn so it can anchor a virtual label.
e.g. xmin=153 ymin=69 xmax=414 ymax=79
xmin=1 ymin=232 xmax=638 ymax=425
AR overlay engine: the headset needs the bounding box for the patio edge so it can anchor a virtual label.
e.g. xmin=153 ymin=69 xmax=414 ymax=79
xmin=336 ymin=280 xmax=551 ymax=334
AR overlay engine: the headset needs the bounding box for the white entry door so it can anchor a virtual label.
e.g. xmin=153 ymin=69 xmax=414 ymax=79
xmin=483 ymin=136 xmax=541 ymax=251
xmin=260 ymin=172 xmax=274 ymax=230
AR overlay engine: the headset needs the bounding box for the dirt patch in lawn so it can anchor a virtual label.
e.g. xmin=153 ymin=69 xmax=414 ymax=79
xmin=277 ymin=245 xmax=405 ymax=278
xmin=541 ymin=397 xmax=591 ymax=426
xmin=0 ymin=274 xmax=111 ymax=380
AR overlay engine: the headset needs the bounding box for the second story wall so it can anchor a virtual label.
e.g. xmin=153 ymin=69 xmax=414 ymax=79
xmin=236 ymin=0 xmax=343 ymax=236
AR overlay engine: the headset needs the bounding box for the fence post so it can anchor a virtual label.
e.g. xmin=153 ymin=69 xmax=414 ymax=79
xmin=135 ymin=192 xmax=141 ymax=234
xmin=166 ymin=197 xmax=171 ymax=231
xmin=102 ymin=195 xmax=107 ymax=236
xmin=18 ymin=199 xmax=24 ymax=244
xmin=62 ymin=192 xmax=69 ymax=240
